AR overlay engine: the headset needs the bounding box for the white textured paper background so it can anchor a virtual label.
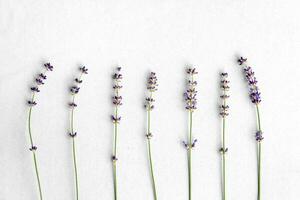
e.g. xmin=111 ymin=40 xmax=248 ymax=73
xmin=0 ymin=0 xmax=299 ymax=199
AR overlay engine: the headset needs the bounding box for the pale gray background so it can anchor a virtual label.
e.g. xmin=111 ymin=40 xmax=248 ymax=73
xmin=0 ymin=0 xmax=299 ymax=199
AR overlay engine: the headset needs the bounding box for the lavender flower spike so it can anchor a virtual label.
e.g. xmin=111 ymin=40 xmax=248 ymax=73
xmin=68 ymin=65 xmax=88 ymax=200
xmin=26 ymin=62 xmax=53 ymax=200
xmin=219 ymin=72 xmax=230 ymax=200
xmin=145 ymin=72 xmax=158 ymax=200
xmin=238 ymin=57 xmax=264 ymax=200
xmin=238 ymin=57 xmax=261 ymax=104
xmin=112 ymin=67 xmax=123 ymax=200
xmin=183 ymin=67 xmax=198 ymax=200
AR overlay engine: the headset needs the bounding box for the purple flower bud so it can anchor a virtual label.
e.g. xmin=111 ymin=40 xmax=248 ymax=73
xmin=44 ymin=63 xmax=53 ymax=71
xmin=29 ymin=146 xmax=37 ymax=151
xmin=31 ymin=87 xmax=40 ymax=93
xmin=182 ymin=141 xmax=189 ymax=149
xmin=111 ymin=115 xmax=121 ymax=123
xmin=186 ymin=68 xmax=198 ymax=75
xmin=146 ymin=132 xmax=153 ymax=139
xmin=250 ymin=89 xmax=261 ymax=104
xmin=188 ymin=80 xmax=197 ymax=86
xmin=35 ymin=78 xmax=44 ymax=85
xmin=112 ymin=155 xmax=118 ymax=162
xmin=69 ymin=132 xmax=77 ymax=138
xmin=75 ymin=78 xmax=83 ymax=84
xmin=220 ymin=94 xmax=230 ymax=99
xmin=237 ymin=57 xmax=247 ymax=65
xmin=221 ymin=72 xmax=228 ymax=77
xmin=70 ymin=86 xmax=80 ymax=94
xmin=39 ymin=73 xmax=47 ymax=80
xmin=113 ymin=67 xmax=123 ymax=81
xmin=191 ymin=139 xmax=198 ymax=148
xmin=79 ymin=66 xmax=88 ymax=74
xmin=28 ymin=100 xmax=37 ymax=107
xmin=112 ymin=95 xmax=122 ymax=106
xmin=69 ymin=102 xmax=77 ymax=108
xmin=219 ymin=147 xmax=228 ymax=154
xmin=255 ymin=131 xmax=264 ymax=142
xmin=113 ymin=85 xmax=123 ymax=89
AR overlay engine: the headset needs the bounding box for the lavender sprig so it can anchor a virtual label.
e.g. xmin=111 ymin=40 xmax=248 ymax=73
xmin=219 ymin=72 xmax=230 ymax=200
xmin=112 ymin=67 xmax=123 ymax=200
xmin=183 ymin=67 xmax=198 ymax=200
xmin=238 ymin=57 xmax=263 ymax=200
xmin=145 ymin=72 xmax=158 ymax=200
xmin=27 ymin=62 xmax=53 ymax=200
xmin=68 ymin=66 xmax=88 ymax=200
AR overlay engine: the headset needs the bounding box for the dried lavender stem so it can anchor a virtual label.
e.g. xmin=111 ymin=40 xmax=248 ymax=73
xmin=72 ymin=137 xmax=79 ymax=200
xmin=219 ymin=72 xmax=230 ymax=200
xmin=146 ymin=92 xmax=158 ymax=200
xmin=26 ymin=64 xmax=53 ymax=200
xmin=256 ymin=104 xmax=262 ymax=200
xmin=221 ymin=99 xmax=227 ymax=200
xmin=69 ymin=72 xmax=84 ymax=200
xmin=237 ymin=57 xmax=263 ymax=200
xmin=188 ymin=110 xmax=193 ymax=200
xmin=27 ymin=94 xmax=43 ymax=200
xmin=183 ymin=68 xmax=198 ymax=200
xmin=113 ymin=106 xmax=118 ymax=200
xmin=71 ymin=94 xmax=79 ymax=200
xmin=111 ymin=67 xmax=122 ymax=200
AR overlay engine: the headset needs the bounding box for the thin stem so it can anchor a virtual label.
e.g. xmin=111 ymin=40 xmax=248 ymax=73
xmin=112 ymin=76 xmax=121 ymax=200
xmin=113 ymin=162 xmax=117 ymax=200
xmin=256 ymin=105 xmax=261 ymax=131
xmin=33 ymin=152 xmax=43 ymax=200
xmin=257 ymin=142 xmax=261 ymax=200
xmin=221 ymin=117 xmax=226 ymax=200
xmin=114 ymin=107 xmax=118 ymax=156
xmin=146 ymin=93 xmax=158 ymax=200
xmin=27 ymin=94 xmax=43 ymax=200
xmin=221 ymin=95 xmax=227 ymax=200
xmin=70 ymin=94 xmax=79 ymax=200
xmin=113 ymin=106 xmax=119 ymax=200
xmin=71 ymin=96 xmax=75 ymax=133
xmin=188 ymin=111 xmax=193 ymax=200
xmin=256 ymin=105 xmax=262 ymax=200
xmin=72 ymin=138 xmax=79 ymax=200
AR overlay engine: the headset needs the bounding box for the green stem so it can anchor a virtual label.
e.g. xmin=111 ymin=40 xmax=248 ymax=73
xmin=147 ymin=106 xmax=158 ymax=200
xmin=27 ymin=94 xmax=43 ymax=200
xmin=257 ymin=142 xmax=261 ymax=200
xmin=113 ymin=106 xmax=118 ymax=200
xmin=222 ymin=117 xmax=226 ymax=200
xmin=70 ymin=95 xmax=79 ymax=200
xmin=221 ymin=95 xmax=227 ymax=200
xmin=113 ymin=162 xmax=117 ymax=200
xmin=188 ymin=111 xmax=193 ymax=200
xmin=256 ymin=105 xmax=262 ymax=200
xmin=72 ymin=138 xmax=79 ymax=200
xmin=33 ymin=152 xmax=43 ymax=200
xmin=256 ymin=105 xmax=261 ymax=131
